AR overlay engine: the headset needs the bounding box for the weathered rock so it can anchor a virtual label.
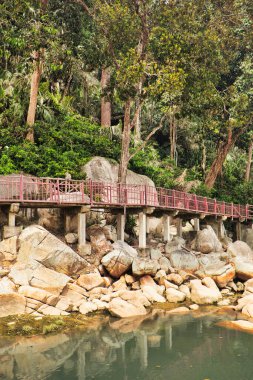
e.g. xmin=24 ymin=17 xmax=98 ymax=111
xmin=125 ymin=274 xmax=136 ymax=285
xmin=30 ymin=266 xmax=70 ymax=295
xmin=179 ymin=284 xmax=191 ymax=298
xmin=202 ymin=277 xmax=221 ymax=293
xmin=37 ymin=208 xmax=62 ymax=231
xmin=191 ymin=226 xmax=223 ymax=254
xmin=112 ymin=276 xmax=127 ymax=291
xmin=150 ymin=249 xmax=162 ymax=260
xmin=218 ymin=299 xmax=231 ymax=306
xmin=0 ymin=236 xmax=18 ymax=262
xmin=37 ymin=304 xmax=68 ymax=316
xmin=0 ymin=294 xmax=26 ymax=317
xmin=165 ymin=237 xmax=186 ymax=255
xmin=190 ymin=279 xmax=221 ymax=305
xmin=119 ymin=290 xmax=151 ymax=307
xmin=166 ymin=288 xmax=186 ymax=303
xmin=228 ymin=240 xmax=253 ymax=259
xmin=108 ymin=297 xmax=147 ymax=318
xmin=18 ymin=285 xmax=58 ymax=304
xmin=242 ymin=303 xmax=253 ymax=318
xmin=0 ymin=277 xmax=16 ymax=294
xmin=197 ymin=253 xmax=235 ymax=287
xmin=168 ymin=250 xmax=199 ymax=272
xmin=8 ymin=264 xmax=35 ymax=286
xmin=18 ymin=225 xmax=88 ymax=275
xmin=244 ymin=279 xmax=253 ymax=294
xmin=167 ymin=273 xmax=183 ymax=286
xmin=92 ymin=299 xmax=108 ymax=310
xmin=55 ymin=297 xmax=73 ymax=312
xmin=189 ymin=304 xmax=199 ymax=310
xmin=235 ymin=294 xmax=253 ymax=311
xmin=103 ymin=225 xmax=117 ymax=242
xmin=158 ymin=256 xmax=171 ymax=273
xmin=77 ymin=272 xmax=104 ymax=290
xmin=65 ymin=233 xmax=78 ymax=244
xmin=112 ymin=241 xmax=138 ymax=257
xmin=61 ymin=285 xmax=86 ymax=308
xmin=132 ymin=258 xmax=160 ymax=277
xmin=101 ymin=249 xmax=133 ymax=278
xmin=79 ymin=301 xmax=98 ymax=315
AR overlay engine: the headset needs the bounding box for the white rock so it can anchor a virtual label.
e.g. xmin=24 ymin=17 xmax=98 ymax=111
xmin=166 ymin=288 xmax=186 ymax=303
xmin=190 ymin=279 xmax=221 ymax=305
xmin=79 ymin=301 xmax=98 ymax=315
xmin=0 ymin=236 xmax=18 ymax=261
xmin=0 ymin=277 xmax=16 ymax=294
xmin=77 ymin=272 xmax=104 ymax=290
xmin=0 ymin=294 xmax=26 ymax=317
xmin=108 ymin=297 xmax=147 ymax=318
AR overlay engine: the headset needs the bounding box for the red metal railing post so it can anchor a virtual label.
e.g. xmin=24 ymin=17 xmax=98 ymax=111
xmin=172 ymin=190 xmax=176 ymax=209
xmin=144 ymin=185 xmax=147 ymax=206
xmin=57 ymin=178 xmax=60 ymax=204
xmin=222 ymin=201 xmax=225 ymax=215
xmin=19 ymin=174 xmax=24 ymax=202
xmin=194 ymin=194 xmax=198 ymax=212
xmin=89 ymin=179 xmax=93 ymax=205
xmin=205 ymin=197 xmax=208 ymax=213
xmin=231 ymin=202 xmax=234 ymax=219
xmin=214 ymin=199 xmax=217 ymax=214
xmin=81 ymin=181 xmax=84 ymax=203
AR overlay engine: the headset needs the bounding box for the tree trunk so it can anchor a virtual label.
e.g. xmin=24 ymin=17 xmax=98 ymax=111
xmin=170 ymin=113 xmax=177 ymax=162
xmin=245 ymin=139 xmax=253 ymax=182
xmin=201 ymin=141 xmax=207 ymax=176
xmin=205 ymin=129 xmax=234 ymax=189
xmin=101 ymin=67 xmax=111 ymax=127
xmin=134 ymin=81 xmax=142 ymax=143
xmin=26 ymin=51 xmax=43 ymax=142
xmin=118 ymin=99 xmax=131 ymax=184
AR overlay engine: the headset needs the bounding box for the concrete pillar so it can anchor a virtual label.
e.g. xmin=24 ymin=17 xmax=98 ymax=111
xmin=8 ymin=212 xmax=16 ymax=227
xmin=65 ymin=213 xmax=72 ymax=233
xmin=236 ymin=221 xmax=242 ymax=241
xmin=177 ymin=218 xmax=183 ymax=237
xmin=117 ymin=213 xmax=125 ymax=241
xmin=139 ymin=211 xmax=147 ymax=248
xmin=217 ymin=219 xmax=225 ymax=239
xmin=194 ymin=217 xmax=200 ymax=232
xmin=78 ymin=212 xmax=86 ymax=245
xmin=163 ymin=214 xmax=172 ymax=242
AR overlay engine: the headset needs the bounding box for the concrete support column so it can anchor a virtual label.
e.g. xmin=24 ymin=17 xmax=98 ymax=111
xmin=217 ymin=218 xmax=225 ymax=239
xmin=194 ymin=217 xmax=200 ymax=232
xmin=8 ymin=213 xmax=16 ymax=227
xmin=65 ymin=213 xmax=72 ymax=233
xmin=139 ymin=211 xmax=147 ymax=248
xmin=236 ymin=221 xmax=242 ymax=241
xmin=163 ymin=214 xmax=172 ymax=242
xmin=117 ymin=213 xmax=125 ymax=241
xmin=136 ymin=331 xmax=148 ymax=369
xmin=78 ymin=212 xmax=87 ymax=245
xmin=177 ymin=218 xmax=183 ymax=238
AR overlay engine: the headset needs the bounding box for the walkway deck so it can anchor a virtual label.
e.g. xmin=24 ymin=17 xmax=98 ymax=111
xmin=0 ymin=174 xmax=252 ymax=220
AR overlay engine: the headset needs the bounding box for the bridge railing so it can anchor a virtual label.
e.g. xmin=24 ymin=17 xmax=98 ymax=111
xmin=0 ymin=174 xmax=251 ymax=220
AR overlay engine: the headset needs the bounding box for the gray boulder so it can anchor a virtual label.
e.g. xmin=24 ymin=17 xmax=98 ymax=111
xmin=168 ymin=250 xmax=199 ymax=272
xmin=132 ymin=258 xmax=160 ymax=277
xmin=191 ymin=226 xmax=223 ymax=254
xmin=102 ymin=249 xmax=135 ymax=278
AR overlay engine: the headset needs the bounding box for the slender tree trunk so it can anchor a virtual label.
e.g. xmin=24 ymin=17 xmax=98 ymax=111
xmin=101 ymin=67 xmax=111 ymax=127
xmin=201 ymin=141 xmax=207 ymax=176
xmin=205 ymin=129 xmax=234 ymax=189
xmin=118 ymin=99 xmax=131 ymax=184
xmin=26 ymin=51 xmax=43 ymax=142
xmin=170 ymin=113 xmax=177 ymax=162
xmin=26 ymin=0 xmax=47 ymax=142
xmin=245 ymin=139 xmax=253 ymax=182
xmin=134 ymin=81 xmax=142 ymax=143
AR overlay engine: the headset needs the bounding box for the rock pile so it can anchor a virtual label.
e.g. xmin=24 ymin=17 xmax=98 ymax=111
xmin=1 ymin=224 xmax=253 ymax=319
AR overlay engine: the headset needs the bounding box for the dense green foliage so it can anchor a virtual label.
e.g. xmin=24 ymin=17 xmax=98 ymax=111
xmin=0 ymin=0 xmax=252 ymax=204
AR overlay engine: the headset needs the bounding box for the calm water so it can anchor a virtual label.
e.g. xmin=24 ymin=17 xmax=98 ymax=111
xmin=1 ymin=308 xmax=253 ymax=380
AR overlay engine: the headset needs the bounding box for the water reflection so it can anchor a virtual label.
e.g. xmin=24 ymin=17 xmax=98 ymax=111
xmin=0 ymin=308 xmax=253 ymax=380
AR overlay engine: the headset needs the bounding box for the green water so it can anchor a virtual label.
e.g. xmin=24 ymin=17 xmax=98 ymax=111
xmin=1 ymin=309 xmax=253 ymax=380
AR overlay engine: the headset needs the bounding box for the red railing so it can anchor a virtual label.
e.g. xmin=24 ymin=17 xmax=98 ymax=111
xmin=0 ymin=174 xmax=252 ymax=220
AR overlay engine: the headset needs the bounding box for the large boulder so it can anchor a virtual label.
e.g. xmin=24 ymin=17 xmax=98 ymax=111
xmin=108 ymin=297 xmax=147 ymax=318
xmin=77 ymin=272 xmax=104 ymax=290
xmin=82 ymin=157 xmax=157 ymax=205
xmin=191 ymin=226 xmax=223 ymax=254
xmin=30 ymin=266 xmax=71 ymax=295
xmin=228 ymin=241 xmax=253 ymax=280
xmin=0 ymin=294 xmax=26 ymax=317
xmin=168 ymin=250 xmax=199 ymax=272
xmin=132 ymin=258 xmax=160 ymax=277
xmin=0 ymin=277 xmax=16 ymax=294
xmin=0 ymin=236 xmax=18 ymax=262
xmin=166 ymin=288 xmax=186 ymax=303
xmin=18 ymin=225 xmax=88 ymax=275
xmin=197 ymin=253 xmax=235 ymax=288
xmin=190 ymin=279 xmax=221 ymax=305
xmin=101 ymin=249 xmax=135 ymax=278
